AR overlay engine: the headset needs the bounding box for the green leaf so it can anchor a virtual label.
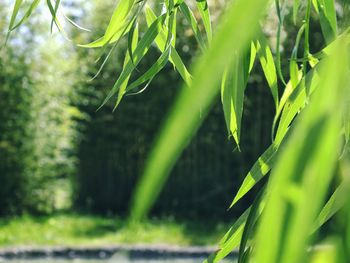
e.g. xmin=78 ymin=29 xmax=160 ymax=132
xmin=275 ymin=0 xmax=287 ymax=85
xmin=50 ymin=0 xmax=61 ymax=32
xmin=289 ymin=24 xmax=305 ymax=89
xmin=293 ymin=0 xmax=301 ymax=24
xmin=255 ymin=36 xmax=279 ymax=110
xmin=145 ymin=5 xmax=192 ymax=86
xmin=237 ymin=35 xmax=350 ymax=206
xmin=248 ymin=41 xmax=257 ymax=73
xmin=274 ymin=66 xmax=321 ymax=143
xmin=204 ymin=208 xmax=251 ymax=263
xmin=179 ymin=2 xmax=206 ymax=51
xmin=313 ymin=181 xmax=350 ymax=232
xmin=221 ymin=49 xmax=250 ymax=148
xmin=81 ymin=0 xmax=135 ymax=48
xmin=230 ymin=143 xmax=278 ymax=207
xmin=315 ymin=0 xmax=338 ymax=44
xmin=253 ymin=39 xmax=349 ymax=263
xmin=121 ymin=47 xmax=171 ymax=100
xmin=196 ymin=0 xmax=212 ymax=43
xmin=98 ymin=14 xmax=166 ymax=109
xmin=237 ymin=189 xmax=265 ymax=263
xmin=129 ymin=0 xmax=269 ymax=221
xmin=5 ymin=0 xmax=23 ymax=43
xmin=46 ymin=0 xmax=63 ymax=33
xmin=10 ymin=0 xmax=41 ymax=31
xmin=114 ymin=23 xmax=139 ymax=109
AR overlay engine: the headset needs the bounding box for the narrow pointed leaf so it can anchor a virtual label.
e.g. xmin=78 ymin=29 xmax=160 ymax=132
xmin=81 ymin=0 xmax=135 ymax=48
xmin=254 ymin=40 xmax=349 ymax=263
xmin=196 ymin=0 xmax=212 ymax=43
xmin=145 ymin=5 xmax=192 ymax=86
xmin=230 ymin=143 xmax=278 ymax=207
xmin=10 ymin=0 xmax=41 ymax=31
xmin=99 ymin=14 xmax=166 ymax=109
xmin=221 ymin=49 xmax=250 ymax=147
xmin=238 ymin=190 xmax=265 ymax=263
xmin=114 ymin=23 xmax=139 ymax=109
xmin=315 ymin=0 xmax=338 ymax=43
xmin=179 ymin=2 xmax=206 ymax=51
xmin=130 ymin=0 xmax=269 ymax=221
xmin=5 ymin=0 xmax=23 ymax=43
xmin=313 ymin=181 xmax=350 ymax=232
xmin=123 ymin=47 xmax=171 ymax=96
xmin=203 ymin=208 xmax=251 ymax=263
xmin=293 ymin=0 xmax=301 ymax=24
xmin=255 ymin=36 xmax=279 ymax=110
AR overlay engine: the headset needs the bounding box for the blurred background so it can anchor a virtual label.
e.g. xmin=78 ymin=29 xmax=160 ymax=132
xmin=0 ymin=0 xmax=348 ymax=247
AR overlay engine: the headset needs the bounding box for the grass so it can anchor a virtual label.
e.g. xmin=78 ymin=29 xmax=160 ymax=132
xmin=0 ymin=213 xmax=230 ymax=248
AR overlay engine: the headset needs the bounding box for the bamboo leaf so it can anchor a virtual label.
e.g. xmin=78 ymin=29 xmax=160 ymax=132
xmin=5 ymin=0 xmax=23 ymax=43
xmin=203 ymin=208 xmax=251 ymax=263
xmin=10 ymin=0 xmax=41 ymax=31
xmin=289 ymin=24 xmax=305 ymax=89
xmin=122 ymin=47 xmax=171 ymax=97
xmin=274 ymin=66 xmax=321 ymax=143
xmin=221 ymin=49 xmax=250 ymax=148
xmin=253 ymin=40 xmax=349 ymax=263
xmin=315 ymin=0 xmax=338 ymax=44
xmin=145 ymin=5 xmax=192 ymax=86
xmin=179 ymin=2 xmax=206 ymax=51
xmin=46 ymin=0 xmax=63 ymax=33
xmin=313 ymin=181 xmax=350 ymax=232
xmin=98 ymin=14 xmax=166 ymax=109
xmin=81 ymin=0 xmax=135 ymax=48
xmin=129 ymin=0 xmax=269 ymax=221
xmin=50 ymin=0 xmax=61 ymax=32
xmin=248 ymin=41 xmax=257 ymax=73
xmin=237 ymin=189 xmax=265 ymax=263
xmin=196 ymin=0 xmax=212 ymax=43
xmin=255 ymin=36 xmax=279 ymax=110
xmin=114 ymin=23 xmax=139 ymax=109
xmin=235 ymin=33 xmax=350 ymax=208
xmin=293 ymin=0 xmax=301 ymax=24
xmin=230 ymin=143 xmax=278 ymax=207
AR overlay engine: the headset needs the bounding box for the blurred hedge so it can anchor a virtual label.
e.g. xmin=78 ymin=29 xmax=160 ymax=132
xmin=0 ymin=4 xmax=78 ymax=215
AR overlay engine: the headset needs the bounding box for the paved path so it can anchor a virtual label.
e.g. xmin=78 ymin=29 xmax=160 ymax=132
xmin=0 ymin=245 xmax=237 ymax=260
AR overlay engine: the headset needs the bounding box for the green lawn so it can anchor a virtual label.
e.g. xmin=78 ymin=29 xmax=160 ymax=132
xmin=0 ymin=213 xmax=229 ymax=247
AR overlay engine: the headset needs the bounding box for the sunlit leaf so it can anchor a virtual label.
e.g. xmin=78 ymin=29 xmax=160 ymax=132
xmin=253 ymin=40 xmax=349 ymax=263
xmin=5 ymin=0 xmax=23 ymax=43
xmin=81 ymin=0 xmax=135 ymax=48
xmin=230 ymin=143 xmax=278 ymax=207
xmin=99 ymin=14 xmax=166 ymax=109
xmin=10 ymin=0 xmax=41 ymax=31
xmin=114 ymin=23 xmax=139 ymax=109
xmin=313 ymin=181 xmax=350 ymax=232
xmin=179 ymin=2 xmax=206 ymax=51
xmin=314 ymin=0 xmax=338 ymax=43
xmin=204 ymin=208 xmax=251 ymax=263
xmin=255 ymin=36 xmax=279 ymax=110
xmin=196 ymin=0 xmax=212 ymax=43
xmin=145 ymin=5 xmax=192 ymax=86
xmin=221 ymin=49 xmax=250 ymax=148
